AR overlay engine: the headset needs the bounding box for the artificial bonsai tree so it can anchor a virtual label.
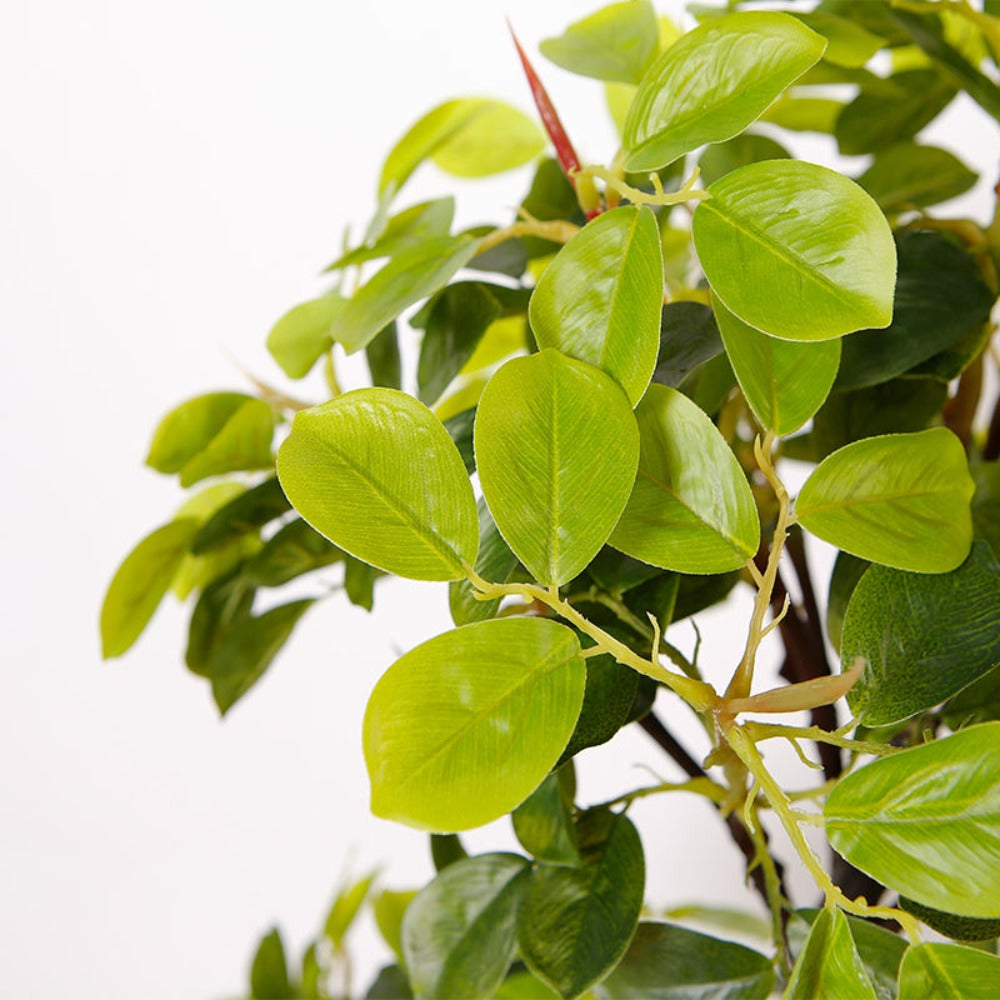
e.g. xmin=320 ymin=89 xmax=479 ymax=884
xmin=103 ymin=1 xmax=1000 ymax=997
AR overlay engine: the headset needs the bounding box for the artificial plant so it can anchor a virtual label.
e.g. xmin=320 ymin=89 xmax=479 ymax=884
xmin=103 ymin=1 xmax=1000 ymax=997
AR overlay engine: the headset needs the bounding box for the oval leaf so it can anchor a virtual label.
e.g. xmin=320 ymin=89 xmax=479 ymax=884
xmin=266 ymin=294 xmax=343 ymax=379
xmin=899 ymin=897 xmax=1000 ymax=943
xmin=609 ymin=384 xmax=760 ymax=574
xmin=529 ymin=206 xmax=663 ymax=406
xmin=597 ymin=921 xmax=774 ymax=999
xmin=858 ymin=143 xmax=978 ymax=214
xmin=785 ymin=908 xmax=877 ymax=1000
xmin=898 ymin=943 xmax=1000 ymax=1000
xmin=401 ymin=853 xmax=530 ymax=1000
xmin=693 ymin=160 xmax=896 ymax=341
xmin=448 ymin=500 xmax=520 ymax=627
xmin=697 ymin=132 xmax=791 ymax=186
xmin=145 ymin=391 xmax=254 ymax=474
xmin=363 ymin=618 xmax=585 ymax=831
xmin=277 ymin=388 xmax=478 ymax=581
xmin=176 ymin=398 xmax=275 ymax=488
xmin=519 ymin=810 xmax=645 ymax=999
xmin=824 ymin=723 xmax=1000 ymax=918
xmin=623 ymin=11 xmax=825 ymax=171
xmin=714 ymin=296 xmax=840 ymax=436
xmin=842 ymin=542 xmax=1000 ymax=726
xmin=796 ymin=428 xmax=975 ymax=573
xmin=475 ymin=351 xmax=639 ymax=587
xmin=512 ymin=769 xmax=579 ymax=866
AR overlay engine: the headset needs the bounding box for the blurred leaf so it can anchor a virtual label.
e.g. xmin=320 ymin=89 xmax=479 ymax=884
xmin=245 ymin=518 xmax=341 ymax=588
xmin=794 ymin=10 xmax=884 ymax=67
xmin=185 ymin=565 xmax=256 ymax=678
xmin=651 ymin=302 xmax=723 ymax=390
xmin=898 ymin=942 xmax=1000 ymax=999
xmin=177 ymin=398 xmax=275 ymax=488
xmin=697 ymin=133 xmax=790 ymax=186
xmin=325 ymin=869 xmax=378 ymax=950
xmin=520 ymin=158 xmax=583 ymax=258
xmin=364 ymin=963 xmax=414 ymax=1000
xmin=900 ymin=896 xmax=1000 ymax=942
xmin=825 ymin=550 xmax=869 ymax=653
xmin=192 ymin=477 xmax=290 ymax=554
xmin=785 ymin=907 xmax=877 ymax=999
xmin=266 ymin=294 xmax=343 ymax=379
xmin=759 ymin=95 xmax=843 ymax=133
xmin=858 ymin=143 xmax=977 ymax=213
xmin=365 ymin=321 xmax=402 ymax=390
xmin=431 ymin=834 xmax=468 ymax=873
xmin=972 ymin=461 xmax=1000 ymax=557
xmin=448 ymin=500 xmax=519 ymax=626
xmin=146 ymin=392 xmax=255 ymax=475
xmin=373 ymin=889 xmax=417 ymax=962
xmin=512 ymin=768 xmax=579 ymax=866
xmin=344 ymin=554 xmax=376 ymax=611
xmin=249 ymin=927 xmax=291 ymax=1000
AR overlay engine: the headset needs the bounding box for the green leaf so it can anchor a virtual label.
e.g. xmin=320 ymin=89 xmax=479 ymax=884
xmin=898 ymin=943 xmax=1000 ymax=999
xmin=597 ymin=921 xmax=774 ymax=999
xmin=759 ymin=95 xmax=843 ymax=133
xmin=325 ymin=869 xmax=378 ymax=950
xmin=825 ymin=550 xmax=869 ymax=653
xmin=146 ymin=392 xmax=255 ymax=474
xmin=192 ymin=477 xmax=290 ymax=554
xmin=609 ymin=384 xmax=759 ymax=574
xmin=442 ymin=406 xmax=477 ymax=475
xmin=540 ymin=0 xmax=659 ymax=84
xmin=344 ymin=554 xmax=376 ymax=611
xmin=512 ymin=769 xmax=579 ymax=866
xmin=794 ymin=11 xmax=884 ymax=68
xmin=277 ymin=388 xmax=478 ymax=581
xmin=835 ymin=69 xmax=956 ymax=155
xmin=266 ymin=294 xmax=343 ymax=379
xmin=211 ymin=599 xmax=313 ymax=715
xmin=858 ymin=143 xmax=977 ymax=213
xmin=835 ymin=232 xmax=995 ymax=391
xmin=448 ymin=500 xmax=520 ymax=627
xmin=401 ymin=853 xmax=529 ymax=1000
xmin=331 ymin=235 xmax=482 ymax=354
xmin=529 ymin=206 xmax=663 ymax=406
xmin=623 ymin=11 xmax=825 ymax=171
xmin=185 ymin=566 xmax=256 ymax=678
xmin=519 ymin=810 xmax=645 ymax=999
xmin=899 ymin=896 xmax=1000 ymax=943
xmin=363 ymin=617 xmax=585 ymax=831
xmin=652 ymin=302 xmax=723 ymax=389
xmin=365 ymin=321 xmax=402 ymax=390
xmin=250 ymin=927 xmax=291 ymax=1000
xmin=177 ymin=398 xmax=275 ymax=488
xmin=714 ymin=296 xmax=840 ymax=437
xmin=101 ymin=519 xmax=199 ymax=658
xmin=972 ymin=461 xmax=1000 ymax=558
xmin=824 ymin=723 xmax=1000 ymax=918
xmin=795 ymin=429 xmax=975 ymax=573
xmin=841 ymin=542 xmax=1000 ymax=726
xmin=245 ymin=518 xmax=342 ymax=588
xmin=520 ymin=158 xmax=584 ymax=259
xmin=785 ymin=908 xmax=877 ymax=999
xmin=364 ymin=963 xmax=413 ymax=1000
xmin=373 ymin=889 xmax=417 ymax=963
xmin=431 ymin=834 xmax=468 ymax=873
xmin=495 ymin=969 xmax=561 ymax=999
xmin=475 ymin=351 xmax=639 ymax=587
xmin=693 ymin=160 xmax=896 ymax=341
xmin=697 ymin=133 xmax=790 ymax=186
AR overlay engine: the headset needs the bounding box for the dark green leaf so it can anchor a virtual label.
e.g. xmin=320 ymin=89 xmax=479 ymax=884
xmin=900 ymin=896 xmax=1000 ymax=942
xmin=185 ymin=565 xmax=256 ymax=677
xmin=448 ymin=500 xmax=519 ymax=626
xmin=825 ymin=550 xmax=869 ymax=653
xmin=520 ymin=158 xmax=584 ymax=258
xmin=697 ymin=133 xmax=790 ymax=186
xmin=431 ymin=834 xmax=468 ymax=873
xmin=941 ymin=665 xmax=1000 ymax=728
xmin=266 ymin=294 xmax=343 ymax=379
xmin=512 ymin=768 xmax=579 ymax=866
xmin=464 ymin=228 xmax=529 ymax=278
xmin=401 ymin=853 xmax=530 ymax=1000
xmin=211 ymin=599 xmax=313 ymax=715
xmin=670 ymin=571 xmax=739 ymax=624
xmin=245 ymin=518 xmax=342 ymax=588
xmin=365 ymin=321 xmax=402 ymax=390
xmin=912 ymin=318 xmax=993 ymax=383
xmin=442 ymin=406 xmax=476 ymax=475
xmin=858 ymin=143 xmax=978 ymax=213
xmin=519 ymin=809 xmax=645 ymax=998
xmin=677 ymin=351 xmax=736 ymax=418
xmin=364 ymin=963 xmax=414 ymax=1000
xmin=344 ymin=554 xmax=376 ymax=611
xmin=652 ymin=302 xmax=723 ymax=389
xmin=587 ymin=547 xmax=663 ymax=598
xmin=785 ymin=907 xmax=877 ymax=999
xmin=898 ymin=942 xmax=1000 ymax=999
xmin=192 ymin=477 xmax=290 ymax=554
xmin=596 ymin=921 xmax=774 ymax=999
xmin=972 ymin=461 xmax=1000 ymax=557
xmin=250 ymin=927 xmax=291 ymax=1000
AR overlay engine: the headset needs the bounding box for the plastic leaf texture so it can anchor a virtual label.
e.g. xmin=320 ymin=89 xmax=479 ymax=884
xmin=785 ymin=908 xmax=877 ymax=1000
xmin=266 ymin=294 xmax=344 ymax=379
xmin=898 ymin=943 xmax=1000 ymax=999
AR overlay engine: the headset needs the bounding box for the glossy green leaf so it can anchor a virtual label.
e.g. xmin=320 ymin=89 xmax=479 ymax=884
xmin=900 ymin=896 xmax=1000 ymax=943
xmin=609 ymin=384 xmax=759 ymax=574
xmin=785 ymin=908 xmax=877 ymax=999
xmin=795 ymin=11 xmax=884 ymax=67
xmin=529 ymin=206 xmax=663 ymax=406
xmin=835 ymin=232 xmax=995 ymax=391
xmin=512 ymin=769 xmax=579 ymax=866
xmin=597 ymin=921 xmax=774 ymax=999
xmin=245 ymin=518 xmax=341 ymax=588
xmin=373 ymin=889 xmax=417 ymax=963
xmin=250 ymin=927 xmax=291 ymax=1000
xmin=101 ymin=519 xmax=199 ymax=658
xmin=277 ymin=388 xmax=478 ymax=581
xmin=825 ymin=550 xmax=869 ymax=653
xmin=519 ymin=809 xmax=645 ymax=999
xmin=836 ymin=69 xmax=956 ymax=155
xmin=365 ymin=321 xmax=402 ymax=390
xmin=858 ymin=143 xmax=977 ymax=213
xmin=714 ymin=296 xmax=840 ymax=436
xmin=842 ymin=542 xmax=1000 ymax=725
xmin=192 ymin=477 xmax=290 ymax=554
xmin=796 ymin=429 xmax=975 ymax=572
xmin=177 ymin=398 xmax=275 ymax=488
xmin=401 ymin=853 xmax=529 ymax=1000
xmin=211 ymin=599 xmax=313 ymax=714
xmin=185 ymin=566 xmax=256 ymax=678
xmin=332 ymin=235 xmax=482 ymax=354
xmin=697 ymin=133 xmax=790 ymax=186
xmin=145 ymin=392 xmax=254 ymax=474
xmin=266 ymin=294 xmax=343 ymax=379
xmin=898 ymin=943 xmax=1000 ymax=999
xmin=325 ymin=869 xmax=378 ymax=949
xmin=623 ymin=11 xmax=825 ymax=171
xmin=693 ymin=161 xmax=896 ymax=341
xmin=540 ymin=0 xmax=659 ymax=84
xmin=652 ymin=302 xmax=723 ymax=389
xmin=448 ymin=500 xmax=520 ymax=627
xmin=475 ymin=351 xmax=639 ymax=587
xmin=363 ymin=617 xmax=585 ymax=831
xmin=825 ymin=723 xmax=1000 ymax=918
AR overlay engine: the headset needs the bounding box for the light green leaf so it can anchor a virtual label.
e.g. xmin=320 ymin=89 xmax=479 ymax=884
xmin=101 ymin=519 xmax=199 ymax=658
xmin=373 ymin=889 xmax=417 ymax=963
xmin=540 ymin=1 xmax=659 ymax=84
xmin=325 ymin=869 xmax=378 ymax=950
xmin=842 ymin=542 xmax=1000 ymax=725
xmin=363 ymin=618 xmax=585 ymax=831
xmin=401 ymin=853 xmax=530 ymax=1000
xmin=495 ymin=970 xmax=561 ymax=999
xmin=475 ymin=351 xmax=639 ymax=587
xmin=858 ymin=143 xmax=977 ymax=213
xmin=332 ymin=235 xmax=483 ymax=354
xmin=512 ymin=769 xmax=579 ymax=866
xmin=899 ymin=896 xmax=1000 ymax=943
xmin=898 ymin=943 xmax=1000 ymax=999
xmin=795 ymin=429 xmax=975 ymax=573
xmin=795 ymin=11 xmax=884 ymax=68
xmin=697 ymin=133 xmax=790 ymax=186
xmin=609 ymin=384 xmax=759 ymax=574
xmin=597 ymin=921 xmax=774 ymax=999
xmin=785 ymin=908 xmax=877 ymax=999
xmin=266 ymin=294 xmax=344 ymax=379
xmin=145 ymin=392 xmax=254 ymax=474
xmin=759 ymin=95 xmax=843 ymax=133
xmin=693 ymin=160 xmax=896 ymax=341
xmin=529 ymin=206 xmax=663 ymax=406
xmin=825 ymin=723 xmax=1000 ymax=918
xmin=277 ymin=388 xmax=478 ymax=581
xmin=519 ymin=810 xmax=645 ymax=999
xmin=714 ymin=296 xmax=840 ymax=436
xmin=623 ymin=11 xmax=825 ymax=171
xmin=176 ymin=398 xmax=275 ymax=488
xmin=249 ymin=927 xmax=291 ymax=1000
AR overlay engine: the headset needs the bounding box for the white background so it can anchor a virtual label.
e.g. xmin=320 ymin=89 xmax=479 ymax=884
xmin=2 ymin=2 xmax=997 ymax=998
